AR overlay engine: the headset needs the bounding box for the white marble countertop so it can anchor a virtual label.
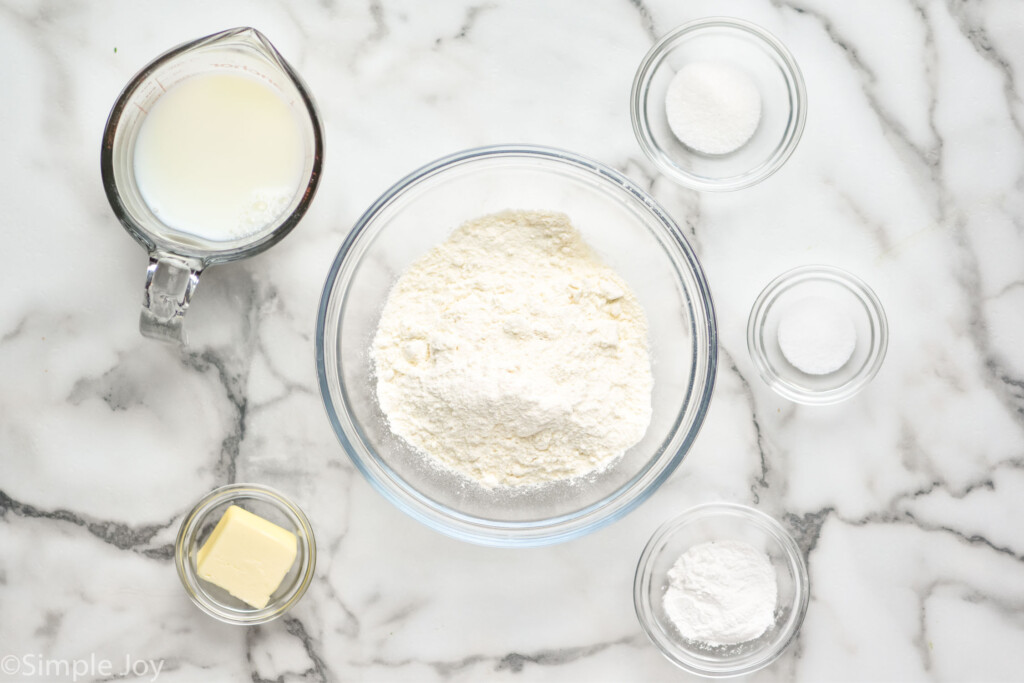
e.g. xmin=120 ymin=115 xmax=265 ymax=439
xmin=3 ymin=1 xmax=1024 ymax=681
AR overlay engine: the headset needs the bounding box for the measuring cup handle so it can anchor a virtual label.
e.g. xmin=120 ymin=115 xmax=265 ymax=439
xmin=139 ymin=254 xmax=203 ymax=344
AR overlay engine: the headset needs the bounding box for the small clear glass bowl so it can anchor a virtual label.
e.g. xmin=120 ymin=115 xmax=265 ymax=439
xmin=747 ymin=265 xmax=888 ymax=405
xmin=631 ymin=17 xmax=807 ymax=191
xmin=175 ymin=483 xmax=316 ymax=625
xmin=634 ymin=503 xmax=809 ymax=677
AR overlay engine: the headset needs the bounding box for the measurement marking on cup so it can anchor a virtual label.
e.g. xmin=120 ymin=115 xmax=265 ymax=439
xmin=133 ymin=101 xmax=149 ymax=115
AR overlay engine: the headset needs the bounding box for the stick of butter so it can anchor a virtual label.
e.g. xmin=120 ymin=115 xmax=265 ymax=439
xmin=196 ymin=505 xmax=298 ymax=609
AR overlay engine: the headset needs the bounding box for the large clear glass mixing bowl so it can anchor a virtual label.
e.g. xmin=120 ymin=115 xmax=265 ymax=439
xmin=315 ymin=145 xmax=717 ymax=546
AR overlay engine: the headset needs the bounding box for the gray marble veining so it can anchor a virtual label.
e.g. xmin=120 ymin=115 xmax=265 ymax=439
xmin=1 ymin=0 xmax=1023 ymax=681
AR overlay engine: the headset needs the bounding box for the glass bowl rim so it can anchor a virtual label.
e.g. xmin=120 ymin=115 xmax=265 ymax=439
xmin=633 ymin=501 xmax=810 ymax=677
xmin=746 ymin=264 xmax=889 ymax=405
xmin=314 ymin=143 xmax=719 ymax=547
xmin=175 ymin=483 xmax=317 ymax=625
xmin=629 ymin=16 xmax=808 ymax=192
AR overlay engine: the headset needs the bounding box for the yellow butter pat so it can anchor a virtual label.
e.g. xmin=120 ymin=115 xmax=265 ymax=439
xmin=196 ymin=505 xmax=298 ymax=609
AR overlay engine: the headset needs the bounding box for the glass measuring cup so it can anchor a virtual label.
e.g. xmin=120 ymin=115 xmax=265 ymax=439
xmin=101 ymin=27 xmax=324 ymax=344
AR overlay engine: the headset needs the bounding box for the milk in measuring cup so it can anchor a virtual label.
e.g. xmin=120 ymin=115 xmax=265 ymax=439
xmin=133 ymin=71 xmax=304 ymax=242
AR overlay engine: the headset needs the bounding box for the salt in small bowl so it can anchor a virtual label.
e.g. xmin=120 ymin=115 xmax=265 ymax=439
xmin=747 ymin=265 xmax=888 ymax=405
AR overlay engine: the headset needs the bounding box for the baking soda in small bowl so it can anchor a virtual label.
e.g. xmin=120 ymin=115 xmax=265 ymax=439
xmin=634 ymin=502 xmax=810 ymax=675
xmin=663 ymin=540 xmax=778 ymax=647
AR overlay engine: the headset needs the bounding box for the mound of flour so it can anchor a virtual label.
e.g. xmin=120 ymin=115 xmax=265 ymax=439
xmin=371 ymin=210 xmax=653 ymax=488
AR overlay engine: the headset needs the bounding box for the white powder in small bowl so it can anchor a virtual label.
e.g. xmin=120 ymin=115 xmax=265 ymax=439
xmin=777 ymin=296 xmax=857 ymax=375
xmin=664 ymin=62 xmax=762 ymax=155
xmin=663 ymin=540 xmax=778 ymax=647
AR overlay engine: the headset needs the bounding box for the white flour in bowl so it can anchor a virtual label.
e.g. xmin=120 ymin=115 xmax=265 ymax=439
xmin=371 ymin=210 xmax=653 ymax=488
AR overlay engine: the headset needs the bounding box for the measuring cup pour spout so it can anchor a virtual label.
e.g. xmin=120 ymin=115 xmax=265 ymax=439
xmin=101 ymin=26 xmax=325 ymax=344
